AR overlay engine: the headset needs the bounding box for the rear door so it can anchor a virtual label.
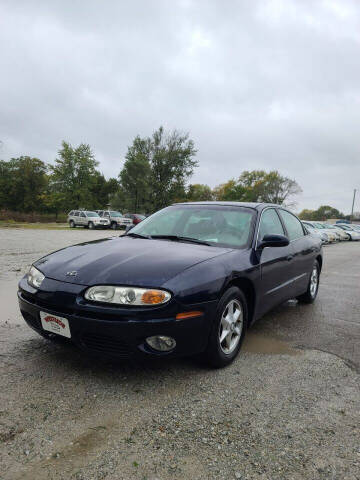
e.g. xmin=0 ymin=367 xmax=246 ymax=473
xmin=79 ymin=212 xmax=86 ymax=226
xmin=257 ymin=208 xmax=295 ymax=315
xmin=278 ymin=209 xmax=315 ymax=296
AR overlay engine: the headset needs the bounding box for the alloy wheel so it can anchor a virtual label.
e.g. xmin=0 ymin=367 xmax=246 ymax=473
xmin=310 ymin=265 xmax=318 ymax=297
xmin=218 ymin=299 xmax=243 ymax=354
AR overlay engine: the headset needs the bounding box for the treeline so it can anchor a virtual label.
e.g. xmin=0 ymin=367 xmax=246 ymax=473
xmin=298 ymin=205 xmax=346 ymax=221
xmin=0 ymin=126 xmax=303 ymax=218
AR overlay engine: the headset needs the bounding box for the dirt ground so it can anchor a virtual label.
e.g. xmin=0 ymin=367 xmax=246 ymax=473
xmin=0 ymin=228 xmax=359 ymax=480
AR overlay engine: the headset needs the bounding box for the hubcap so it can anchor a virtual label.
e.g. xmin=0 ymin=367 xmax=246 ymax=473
xmin=218 ymin=299 xmax=243 ymax=354
xmin=310 ymin=266 xmax=318 ymax=297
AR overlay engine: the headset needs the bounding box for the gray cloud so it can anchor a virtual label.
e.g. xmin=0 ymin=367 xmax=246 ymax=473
xmin=1 ymin=0 xmax=359 ymax=212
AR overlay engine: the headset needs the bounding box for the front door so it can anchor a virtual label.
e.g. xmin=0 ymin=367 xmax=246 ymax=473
xmin=257 ymin=208 xmax=295 ymax=316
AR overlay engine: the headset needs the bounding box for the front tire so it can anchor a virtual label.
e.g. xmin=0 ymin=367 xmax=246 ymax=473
xmin=111 ymin=222 xmax=117 ymax=230
xmin=88 ymin=222 xmax=95 ymax=230
xmin=204 ymin=286 xmax=248 ymax=368
xmin=297 ymin=260 xmax=320 ymax=304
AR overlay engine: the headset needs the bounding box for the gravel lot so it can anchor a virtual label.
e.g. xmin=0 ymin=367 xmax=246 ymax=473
xmin=0 ymin=228 xmax=359 ymax=480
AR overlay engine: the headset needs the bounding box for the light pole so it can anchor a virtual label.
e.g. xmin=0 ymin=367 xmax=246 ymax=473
xmin=350 ymin=189 xmax=357 ymax=222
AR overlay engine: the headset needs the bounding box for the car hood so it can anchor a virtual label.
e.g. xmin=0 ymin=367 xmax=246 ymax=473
xmin=34 ymin=236 xmax=233 ymax=287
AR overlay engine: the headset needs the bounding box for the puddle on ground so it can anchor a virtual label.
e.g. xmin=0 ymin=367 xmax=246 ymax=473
xmin=243 ymin=331 xmax=300 ymax=356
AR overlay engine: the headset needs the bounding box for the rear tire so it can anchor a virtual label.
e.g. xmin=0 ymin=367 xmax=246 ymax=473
xmin=297 ymin=260 xmax=320 ymax=304
xmin=204 ymin=286 xmax=248 ymax=368
xmin=88 ymin=222 xmax=95 ymax=230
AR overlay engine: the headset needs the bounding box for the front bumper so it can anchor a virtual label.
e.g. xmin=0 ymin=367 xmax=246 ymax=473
xmin=95 ymin=222 xmax=110 ymax=228
xmin=18 ymin=277 xmax=215 ymax=359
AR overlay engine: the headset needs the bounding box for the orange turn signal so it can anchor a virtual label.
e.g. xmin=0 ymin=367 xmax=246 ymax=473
xmin=176 ymin=311 xmax=203 ymax=320
xmin=141 ymin=290 xmax=167 ymax=305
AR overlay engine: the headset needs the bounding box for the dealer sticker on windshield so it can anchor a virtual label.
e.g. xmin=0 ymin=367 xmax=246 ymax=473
xmin=40 ymin=311 xmax=71 ymax=338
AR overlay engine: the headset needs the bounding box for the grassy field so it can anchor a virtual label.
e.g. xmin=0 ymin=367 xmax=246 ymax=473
xmin=0 ymin=221 xmax=69 ymax=230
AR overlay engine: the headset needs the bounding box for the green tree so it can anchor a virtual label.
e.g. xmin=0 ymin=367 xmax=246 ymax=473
xmin=89 ymin=173 xmax=119 ymax=209
xmin=298 ymin=209 xmax=315 ymax=220
xmin=186 ymin=184 xmax=213 ymax=202
xmin=119 ymin=136 xmax=152 ymax=212
xmin=313 ymin=205 xmax=344 ymax=220
xmin=150 ymin=127 xmax=197 ymax=210
xmin=118 ymin=127 xmax=197 ymax=212
xmin=214 ymin=170 xmax=302 ymax=206
xmin=212 ymin=179 xmax=245 ymax=201
xmin=0 ymin=157 xmax=48 ymax=212
xmin=50 ymin=141 xmax=99 ymax=211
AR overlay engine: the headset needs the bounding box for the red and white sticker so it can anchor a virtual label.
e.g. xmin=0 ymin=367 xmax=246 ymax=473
xmin=40 ymin=312 xmax=71 ymax=338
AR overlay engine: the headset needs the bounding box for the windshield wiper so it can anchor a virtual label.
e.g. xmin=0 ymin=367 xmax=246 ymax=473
xmin=126 ymin=232 xmax=151 ymax=239
xmin=150 ymin=235 xmax=212 ymax=246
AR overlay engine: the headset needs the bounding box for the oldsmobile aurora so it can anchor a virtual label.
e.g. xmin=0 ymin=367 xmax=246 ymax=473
xmin=18 ymin=202 xmax=322 ymax=367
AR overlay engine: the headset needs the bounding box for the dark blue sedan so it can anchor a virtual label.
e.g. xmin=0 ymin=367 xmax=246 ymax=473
xmin=18 ymin=202 xmax=323 ymax=367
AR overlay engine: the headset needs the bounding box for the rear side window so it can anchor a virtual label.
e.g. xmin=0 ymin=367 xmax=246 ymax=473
xmin=74 ymin=211 xmax=79 ymax=217
xmin=279 ymin=210 xmax=304 ymax=241
xmin=258 ymin=209 xmax=284 ymax=240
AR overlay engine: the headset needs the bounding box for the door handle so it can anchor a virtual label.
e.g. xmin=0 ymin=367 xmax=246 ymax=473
xmin=286 ymin=255 xmax=294 ymax=261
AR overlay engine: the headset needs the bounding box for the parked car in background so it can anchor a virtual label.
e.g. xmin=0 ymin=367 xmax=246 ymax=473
xmin=323 ymin=224 xmax=350 ymax=241
xmin=124 ymin=213 xmax=146 ymax=225
xmin=302 ymin=221 xmax=338 ymax=243
xmin=68 ymin=211 xmax=110 ymax=229
xmin=19 ymin=202 xmax=323 ymax=368
xmin=302 ymin=223 xmax=329 ymax=244
xmin=335 ymin=224 xmax=360 ymax=241
xmin=96 ymin=210 xmax=133 ymax=230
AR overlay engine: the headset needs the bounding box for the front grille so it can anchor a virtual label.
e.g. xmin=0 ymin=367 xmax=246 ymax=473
xmin=21 ymin=291 xmax=74 ymax=315
xmin=79 ymin=332 xmax=133 ymax=357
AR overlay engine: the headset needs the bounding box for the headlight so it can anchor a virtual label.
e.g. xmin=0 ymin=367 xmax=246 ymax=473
xmin=27 ymin=265 xmax=45 ymax=289
xmin=84 ymin=285 xmax=171 ymax=306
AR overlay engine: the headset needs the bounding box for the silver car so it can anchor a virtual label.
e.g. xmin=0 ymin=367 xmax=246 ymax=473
xmin=302 ymin=223 xmax=329 ymax=244
xmin=95 ymin=210 xmax=133 ymax=230
xmin=336 ymin=223 xmax=360 ymax=241
xmin=68 ymin=210 xmax=110 ymax=229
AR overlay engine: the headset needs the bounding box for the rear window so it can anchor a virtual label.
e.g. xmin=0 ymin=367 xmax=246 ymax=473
xmin=278 ymin=209 xmax=305 ymax=241
xmin=85 ymin=211 xmax=100 ymax=217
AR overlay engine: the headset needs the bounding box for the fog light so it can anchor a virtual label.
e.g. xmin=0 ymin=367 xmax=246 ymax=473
xmin=146 ymin=335 xmax=176 ymax=352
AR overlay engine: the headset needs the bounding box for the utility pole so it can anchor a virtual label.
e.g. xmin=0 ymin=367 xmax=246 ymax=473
xmin=350 ymin=189 xmax=357 ymax=222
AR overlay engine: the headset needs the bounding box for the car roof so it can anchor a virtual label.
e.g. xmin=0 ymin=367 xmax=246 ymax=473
xmin=173 ymin=201 xmax=281 ymax=211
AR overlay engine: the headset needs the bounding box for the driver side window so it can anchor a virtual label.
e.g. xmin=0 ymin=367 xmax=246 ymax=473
xmin=258 ymin=209 xmax=284 ymax=241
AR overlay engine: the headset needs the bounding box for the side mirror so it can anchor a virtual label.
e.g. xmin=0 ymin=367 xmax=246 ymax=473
xmin=125 ymin=224 xmax=135 ymax=234
xmin=257 ymin=234 xmax=289 ymax=249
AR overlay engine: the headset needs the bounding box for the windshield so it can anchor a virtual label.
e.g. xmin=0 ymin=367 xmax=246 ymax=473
xmin=109 ymin=211 xmax=122 ymax=217
xmin=130 ymin=205 xmax=256 ymax=248
xmin=85 ymin=211 xmax=100 ymax=217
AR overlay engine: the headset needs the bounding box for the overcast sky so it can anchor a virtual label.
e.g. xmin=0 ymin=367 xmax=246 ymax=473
xmin=1 ymin=0 xmax=359 ymax=213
